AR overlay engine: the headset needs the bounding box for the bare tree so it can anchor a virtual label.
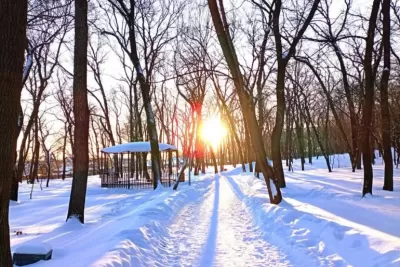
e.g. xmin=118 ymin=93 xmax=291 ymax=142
xmin=67 ymin=0 xmax=90 ymax=223
xmin=13 ymin=13 xmax=70 ymax=200
xmin=380 ymin=0 xmax=393 ymax=191
xmin=174 ymin=9 xmax=211 ymax=175
xmin=54 ymin=79 xmax=75 ymax=180
xmin=0 ymin=0 xmax=28 ymax=265
xmin=306 ymin=0 xmax=361 ymax=170
xmin=102 ymin=0 xmax=184 ymax=189
xmin=251 ymin=0 xmax=321 ymax=188
xmin=208 ymin=0 xmax=282 ymax=204
xmin=361 ymin=0 xmax=380 ymax=196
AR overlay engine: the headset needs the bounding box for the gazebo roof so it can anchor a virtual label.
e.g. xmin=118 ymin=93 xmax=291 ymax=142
xmin=101 ymin=141 xmax=177 ymax=154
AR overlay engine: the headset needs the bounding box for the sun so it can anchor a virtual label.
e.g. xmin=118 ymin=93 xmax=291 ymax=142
xmin=201 ymin=116 xmax=228 ymax=149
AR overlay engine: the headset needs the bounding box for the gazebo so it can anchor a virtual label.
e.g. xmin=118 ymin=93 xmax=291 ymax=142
xmin=100 ymin=141 xmax=179 ymax=189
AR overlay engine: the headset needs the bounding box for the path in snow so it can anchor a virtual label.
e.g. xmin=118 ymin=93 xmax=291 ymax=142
xmin=161 ymin=175 xmax=291 ymax=267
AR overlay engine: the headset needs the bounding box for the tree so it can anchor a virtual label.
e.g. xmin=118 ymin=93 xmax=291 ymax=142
xmin=67 ymin=0 xmax=90 ymax=223
xmin=13 ymin=12 xmax=70 ymax=200
xmin=11 ymin=0 xmax=67 ymax=200
xmin=88 ymin=36 xmax=120 ymax=177
xmin=361 ymin=0 xmax=380 ymax=196
xmin=174 ymin=11 xmax=210 ymax=175
xmin=253 ymin=0 xmax=321 ymax=188
xmin=306 ymin=0 xmax=361 ymax=170
xmin=0 ymin=0 xmax=28 ymax=265
xmin=380 ymin=0 xmax=393 ymax=191
xmin=102 ymin=0 xmax=179 ymax=189
xmin=208 ymin=0 xmax=282 ymax=204
xmin=54 ymin=80 xmax=75 ymax=180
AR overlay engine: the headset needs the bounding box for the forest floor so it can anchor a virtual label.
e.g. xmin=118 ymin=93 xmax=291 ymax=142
xmin=9 ymin=153 xmax=400 ymax=267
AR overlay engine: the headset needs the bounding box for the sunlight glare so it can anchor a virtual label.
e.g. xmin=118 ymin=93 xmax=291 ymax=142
xmin=201 ymin=116 xmax=227 ymax=149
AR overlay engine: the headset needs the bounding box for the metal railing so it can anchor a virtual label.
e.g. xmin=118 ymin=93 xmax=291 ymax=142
xmin=100 ymin=167 xmax=177 ymax=189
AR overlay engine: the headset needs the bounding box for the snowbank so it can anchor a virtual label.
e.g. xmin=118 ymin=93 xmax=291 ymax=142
xmin=10 ymin=173 xmax=214 ymax=267
xmin=9 ymin=153 xmax=400 ymax=266
xmin=224 ymin=153 xmax=400 ymax=266
xmin=91 ymin=175 xmax=214 ymax=267
xmin=14 ymin=242 xmax=52 ymax=254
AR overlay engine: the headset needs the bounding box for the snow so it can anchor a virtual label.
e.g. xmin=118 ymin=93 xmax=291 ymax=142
xmin=102 ymin=141 xmax=177 ymax=153
xmin=137 ymin=64 xmax=143 ymax=75
xmin=14 ymin=242 xmax=52 ymax=254
xmin=22 ymin=53 xmax=32 ymax=81
xmin=384 ymin=67 xmax=390 ymax=72
xmin=224 ymin=153 xmax=400 ymax=266
xmin=9 ymin=152 xmax=400 ymax=266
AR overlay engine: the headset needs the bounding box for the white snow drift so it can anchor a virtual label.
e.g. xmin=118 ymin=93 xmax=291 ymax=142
xmin=9 ymin=153 xmax=400 ymax=266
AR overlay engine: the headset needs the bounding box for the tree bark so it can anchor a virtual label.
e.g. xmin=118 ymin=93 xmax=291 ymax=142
xmin=210 ymin=147 xmax=218 ymax=174
xmin=30 ymin=121 xmax=40 ymax=184
xmin=128 ymin=32 xmax=161 ymax=189
xmin=62 ymin=123 xmax=68 ymax=180
xmin=380 ymin=0 xmax=393 ymax=191
xmin=271 ymin=63 xmax=286 ymax=185
xmin=361 ymin=0 xmax=380 ymax=196
xmin=306 ymin=120 xmax=312 ymax=164
xmin=67 ymin=0 xmax=89 ymax=223
xmin=295 ymin=112 xmax=305 ymax=171
xmin=243 ymin=118 xmax=254 ymax=173
xmin=0 ymin=0 xmax=27 ymax=265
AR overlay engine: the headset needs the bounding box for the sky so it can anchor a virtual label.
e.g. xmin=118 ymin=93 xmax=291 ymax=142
xmin=20 ymin=0 xmax=374 ymax=158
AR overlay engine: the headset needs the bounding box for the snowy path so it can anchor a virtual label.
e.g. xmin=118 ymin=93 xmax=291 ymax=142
xmin=161 ymin=175 xmax=291 ymax=267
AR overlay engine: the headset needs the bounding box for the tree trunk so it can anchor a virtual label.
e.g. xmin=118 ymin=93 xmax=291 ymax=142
xmin=62 ymin=125 xmax=68 ymax=180
xmin=361 ymin=0 xmax=380 ymax=196
xmin=288 ymin=113 xmax=293 ymax=171
xmin=381 ymin=0 xmax=393 ymax=191
xmin=210 ymin=147 xmax=218 ymax=174
xmin=127 ymin=0 xmax=161 ymax=189
xmin=132 ymin=83 xmax=148 ymax=179
xmin=271 ymin=65 xmax=286 ymax=187
xmin=31 ymin=124 xmax=40 ymax=184
xmin=219 ymin=141 xmax=225 ymax=172
xmin=285 ymin=105 xmax=290 ymax=167
xmin=306 ymin=121 xmax=312 ymax=164
xmin=194 ymin=109 xmax=205 ymax=175
xmin=67 ymin=0 xmax=89 ymax=223
xmin=0 ymin=0 xmax=27 ymax=265
xmin=244 ymin=118 xmax=254 ymax=173
xmin=46 ymin=151 xmax=51 ymax=187
xmin=295 ymin=116 xmax=305 ymax=171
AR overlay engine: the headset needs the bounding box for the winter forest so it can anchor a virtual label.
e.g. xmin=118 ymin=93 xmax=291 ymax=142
xmin=1 ymin=0 xmax=400 ymax=266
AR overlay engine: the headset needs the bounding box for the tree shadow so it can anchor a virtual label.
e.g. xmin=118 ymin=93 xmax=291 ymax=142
xmin=197 ymin=175 xmax=220 ymax=267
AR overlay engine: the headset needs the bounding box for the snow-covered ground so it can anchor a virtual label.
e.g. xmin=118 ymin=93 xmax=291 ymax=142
xmin=9 ymin=153 xmax=400 ymax=266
